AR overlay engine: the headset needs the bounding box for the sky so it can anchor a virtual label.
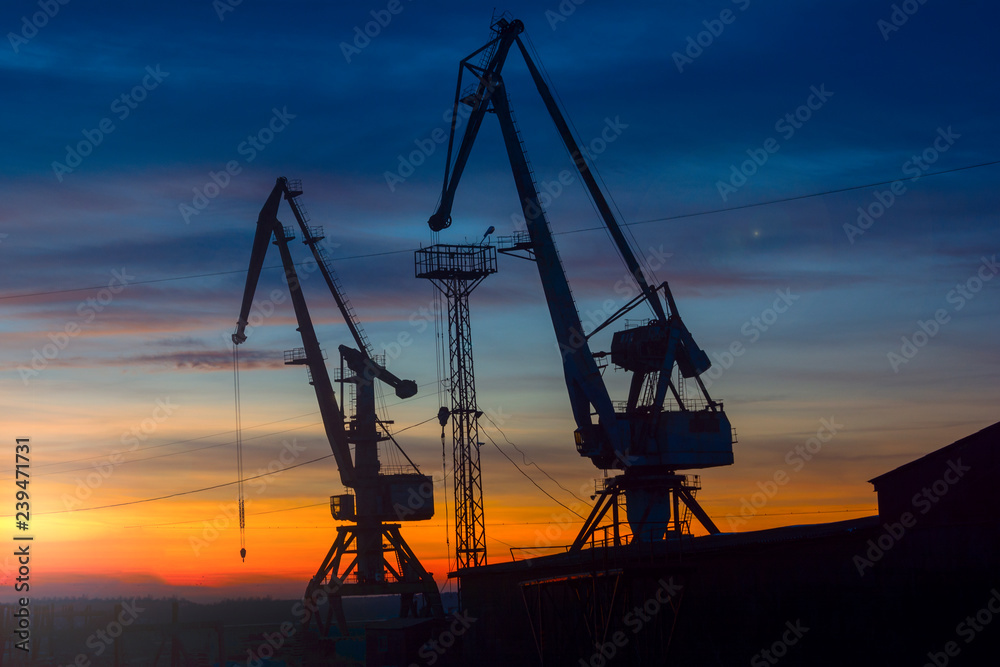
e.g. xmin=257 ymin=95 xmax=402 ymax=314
xmin=0 ymin=0 xmax=998 ymax=602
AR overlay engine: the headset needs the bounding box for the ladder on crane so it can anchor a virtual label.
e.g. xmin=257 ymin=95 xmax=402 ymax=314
xmin=283 ymin=180 xmax=372 ymax=357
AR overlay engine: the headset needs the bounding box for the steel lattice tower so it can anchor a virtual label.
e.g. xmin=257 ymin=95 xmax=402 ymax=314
xmin=416 ymin=244 xmax=497 ymax=570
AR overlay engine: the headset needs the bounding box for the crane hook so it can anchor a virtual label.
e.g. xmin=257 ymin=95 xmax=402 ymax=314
xmin=437 ymin=406 xmax=450 ymax=438
xmin=240 ymin=547 xmax=246 ymax=562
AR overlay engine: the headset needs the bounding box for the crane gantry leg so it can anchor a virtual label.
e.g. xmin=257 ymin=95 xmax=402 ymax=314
xmin=303 ymin=523 xmax=443 ymax=637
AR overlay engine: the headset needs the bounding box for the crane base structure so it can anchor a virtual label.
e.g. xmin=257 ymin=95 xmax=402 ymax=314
xmin=303 ymin=522 xmax=444 ymax=636
xmin=570 ymin=472 xmax=719 ymax=551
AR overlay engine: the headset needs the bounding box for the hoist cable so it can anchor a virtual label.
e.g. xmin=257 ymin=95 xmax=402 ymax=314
xmin=233 ymin=342 xmax=247 ymax=562
xmin=441 ymin=419 xmax=452 ymax=575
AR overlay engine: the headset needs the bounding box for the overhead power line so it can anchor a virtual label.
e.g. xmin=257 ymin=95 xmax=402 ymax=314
xmin=0 ymin=250 xmax=413 ymax=302
xmin=2 ymin=158 xmax=996 ymax=303
xmin=4 ymin=420 xmax=323 ymax=481
xmin=3 ymin=407 xmax=447 ymax=518
xmin=21 ymin=410 xmax=321 ymax=472
xmin=122 ymin=508 xmax=878 ymax=531
xmin=482 ymin=429 xmax=586 ymax=520
xmin=481 ymin=412 xmax=587 ymax=505
xmin=123 ymin=501 xmax=329 ymax=528
xmin=0 ymin=453 xmax=335 ymax=518
xmin=559 ymin=159 xmax=1000 ymax=236
xmin=7 ymin=381 xmax=442 ymax=482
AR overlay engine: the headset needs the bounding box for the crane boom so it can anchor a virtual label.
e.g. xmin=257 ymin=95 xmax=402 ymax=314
xmin=428 ymin=19 xmax=619 ymax=455
xmin=280 ymin=181 xmax=373 ymax=357
xmin=431 ymin=28 xmax=521 ymax=231
xmin=237 ymin=178 xmax=417 ymax=403
xmin=512 ymin=38 xmax=666 ymax=323
xmin=426 ymin=16 xmax=733 ymax=482
xmin=232 ymin=183 xmax=282 ymax=346
xmin=487 ymin=81 xmax=622 ymax=453
xmin=339 ymin=345 xmax=417 ymax=399
xmin=429 ymin=20 xmax=664 ymax=322
xmin=233 ymin=178 xmax=355 ymax=487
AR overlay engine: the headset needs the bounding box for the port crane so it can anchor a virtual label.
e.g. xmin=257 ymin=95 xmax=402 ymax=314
xmin=234 ymin=177 xmax=442 ymax=634
xmin=427 ymin=17 xmax=734 ymax=546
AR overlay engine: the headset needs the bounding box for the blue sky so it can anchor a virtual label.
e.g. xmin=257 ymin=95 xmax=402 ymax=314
xmin=0 ymin=0 xmax=998 ymax=598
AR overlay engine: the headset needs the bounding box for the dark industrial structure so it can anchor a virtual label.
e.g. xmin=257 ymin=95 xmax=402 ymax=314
xmin=416 ymin=243 xmax=497 ymax=570
xmin=870 ymin=420 xmax=998 ymax=527
xmin=449 ymin=422 xmax=1000 ymax=666
xmin=217 ymin=15 xmax=998 ymax=666
xmin=426 ymin=14 xmax=733 ymax=556
xmin=233 ymin=178 xmax=443 ymax=637
xmin=386 ymin=14 xmax=1000 ymax=666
